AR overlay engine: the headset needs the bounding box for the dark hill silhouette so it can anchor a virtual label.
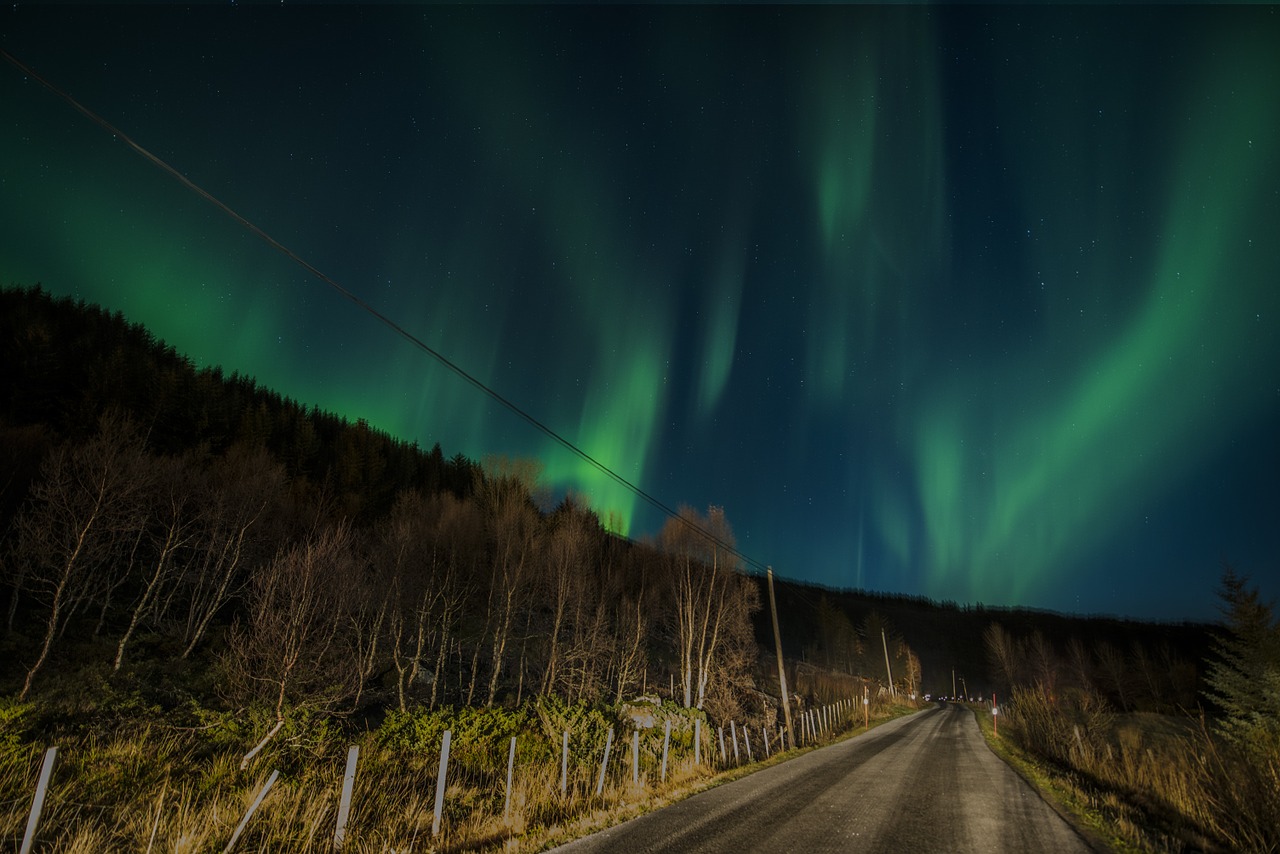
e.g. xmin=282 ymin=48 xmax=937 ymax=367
xmin=1 ymin=283 xmax=1214 ymax=716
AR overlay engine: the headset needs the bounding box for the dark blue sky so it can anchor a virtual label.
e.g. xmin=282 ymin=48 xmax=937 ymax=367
xmin=3 ymin=5 xmax=1277 ymax=621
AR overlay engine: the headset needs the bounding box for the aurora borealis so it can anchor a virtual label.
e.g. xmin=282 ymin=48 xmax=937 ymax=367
xmin=2 ymin=5 xmax=1277 ymax=621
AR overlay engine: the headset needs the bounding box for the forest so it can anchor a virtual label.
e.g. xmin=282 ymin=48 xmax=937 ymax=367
xmin=9 ymin=284 xmax=1274 ymax=850
xmin=0 ymin=286 xmax=769 ymax=725
xmin=0 ymin=284 xmax=1222 ymax=720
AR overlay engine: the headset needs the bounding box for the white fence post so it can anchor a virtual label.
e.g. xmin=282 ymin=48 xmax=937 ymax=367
xmin=718 ymin=727 xmax=726 ymax=763
xmin=560 ymin=730 xmax=569 ymax=797
xmin=431 ymin=730 xmax=451 ymax=838
xmin=730 ymin=720 xmax=740 ymax=763
xmin=222 ymin=769 xmax=279 ymax=854
xmin=694 ymin=718 xmax=701 ymax=766
xmin=744 ymin=727 xmax=753 ymax=762
xmin=19 ymin=746 xmax=57 ymax=854
xmin=632 ymin=730 xmax=639 ymax=786
xmin=504 ymin=736 xmax=517 ymax=822
xmin=596 ymin=727 xmax=614 ymax=796
xmin=660 ymin=720 xmax=671 ymax=782
xmin=332 ymin=745 xmax=359 ymax=850
xmin=762 ymin=725 xmax=770 ymax=758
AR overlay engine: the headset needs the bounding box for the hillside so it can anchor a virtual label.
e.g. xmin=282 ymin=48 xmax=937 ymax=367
xmin=1 ymin=284 xmax=1214 ymax=719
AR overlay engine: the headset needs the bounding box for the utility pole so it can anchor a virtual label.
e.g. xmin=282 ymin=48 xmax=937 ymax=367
xmin=881 ymin=629 xmax=895 ymax=697
xmin=767 ymin=568 xmax=795 ymax=748
xmin=952 ymin=668 xmax=957 ymax=699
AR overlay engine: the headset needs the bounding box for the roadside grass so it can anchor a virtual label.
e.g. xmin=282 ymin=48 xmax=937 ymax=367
xmin=970 ymin=697 xmax=1280 ymax=854
xmin=2 ymin=696 xmax=923 ymax=853
xmin=971 ymin=706 xmax=1140 ymax=853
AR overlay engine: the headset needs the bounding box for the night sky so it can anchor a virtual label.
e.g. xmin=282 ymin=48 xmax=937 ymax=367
xmin=3 ymin=5 xmax=1277 ymax=622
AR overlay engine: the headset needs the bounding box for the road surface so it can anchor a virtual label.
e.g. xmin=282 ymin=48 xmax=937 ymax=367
xmin=551 ymin=703 xmax=1097 ymax=853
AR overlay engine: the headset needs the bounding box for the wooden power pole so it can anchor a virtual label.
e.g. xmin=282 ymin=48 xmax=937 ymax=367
xmin=881 ymin=628 xmax=895 ymax=697
xmin=767 ymin=568 xmax=794 ymax=748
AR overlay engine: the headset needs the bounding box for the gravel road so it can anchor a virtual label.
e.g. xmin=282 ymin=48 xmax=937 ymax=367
xmin=550 ymin=703 xmax=1097 ymax=853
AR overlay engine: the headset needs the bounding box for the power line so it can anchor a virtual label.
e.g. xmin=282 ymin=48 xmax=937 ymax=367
xmin=1 ymin=46 xmax=775 ymax=576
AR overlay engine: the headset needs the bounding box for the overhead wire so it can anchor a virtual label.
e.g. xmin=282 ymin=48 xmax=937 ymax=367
xmin=1 ymin=45 xmax=785 ymax=578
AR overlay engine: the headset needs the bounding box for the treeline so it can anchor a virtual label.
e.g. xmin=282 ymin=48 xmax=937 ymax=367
xmin=986 ymin=572 xmax=1280 ymax=850
xmin=0 ymin=285 xmax=767 ymax=725
xmin=1 ymin=284 xmax=1204 ymax=727
xmin=765 ymin=575 xmax=1212 ymax=704
xmin=1 ymin=285 xmax=478 ymax=525
xmin=1 ymin=411 xmax=758 ymax=719
xmin=983 ymin=620 xmax=1199 ymax=712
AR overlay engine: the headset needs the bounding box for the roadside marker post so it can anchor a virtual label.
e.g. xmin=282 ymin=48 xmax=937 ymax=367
xmin=504 ymin=736 xmax=517 ymax=822
xmin=596 ymin=727 xmax=614 ymax=796
xmin=432 ymin=731 xmax=451 ymax=838
xmin=660 ymin=720 xmax=671 ymax=782
xmin=20 ymin=746 xmax=57 ymax=854
xmin=992 ymin=693 xmax=999 ymax=737
xmin=560 ymin=731 xmax=569 ymax=797
xmin=223 ymin=769 xmax=279 ymax=854
xmin=333 ymin=745 xmax=359 ymax=850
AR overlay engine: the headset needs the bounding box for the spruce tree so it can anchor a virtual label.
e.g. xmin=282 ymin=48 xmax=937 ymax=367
xmin=1203 ymin=567 xmax=1280 ymax=758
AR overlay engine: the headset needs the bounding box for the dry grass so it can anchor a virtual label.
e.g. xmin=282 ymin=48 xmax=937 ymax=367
xmin=1 ymin=697 xmax=919 ymax=852
xmin=975 ymin=691 xmax=1280 ymax=853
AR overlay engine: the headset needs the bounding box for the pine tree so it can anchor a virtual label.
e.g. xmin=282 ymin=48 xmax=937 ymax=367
xmin=1203 ymin=567 xmax=1280 ymax=758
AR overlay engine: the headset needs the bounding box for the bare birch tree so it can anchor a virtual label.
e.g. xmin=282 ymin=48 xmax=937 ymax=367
xmin=539 ymin=497 xmax=595 ymax=696
xmin=483 ymin=481 xmax=537 ymax=707
xmin=225 ymin=523 xmax=362 ymax=719
xmin=608 ymin=547 xmax=652 ymax=703
xmin=11 ymin=413 xmax=149 ymax=699
xmin=660 ymin=505 xmax=758 ymax=710
xmin=375 ymin=490 xmax=474 ymax=711
xmin=1065 ymin=635 xmax=1095 ymax=693
xmin=1094 ymin=640 xmax=1131 ymax=711
xmin=113 ymin=452 xmax=199 ymax=671
xmin=179 ymin=444 xmax=284 ymax=658
xmin=1027 ymin=630 xmax=1059 ymax=699
xmin=983 ymin=622 xmax=1024 ymax=697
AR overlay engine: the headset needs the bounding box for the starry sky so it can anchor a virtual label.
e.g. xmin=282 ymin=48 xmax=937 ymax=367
xmin=2 ymin=5 xmax=1277 ymax=622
